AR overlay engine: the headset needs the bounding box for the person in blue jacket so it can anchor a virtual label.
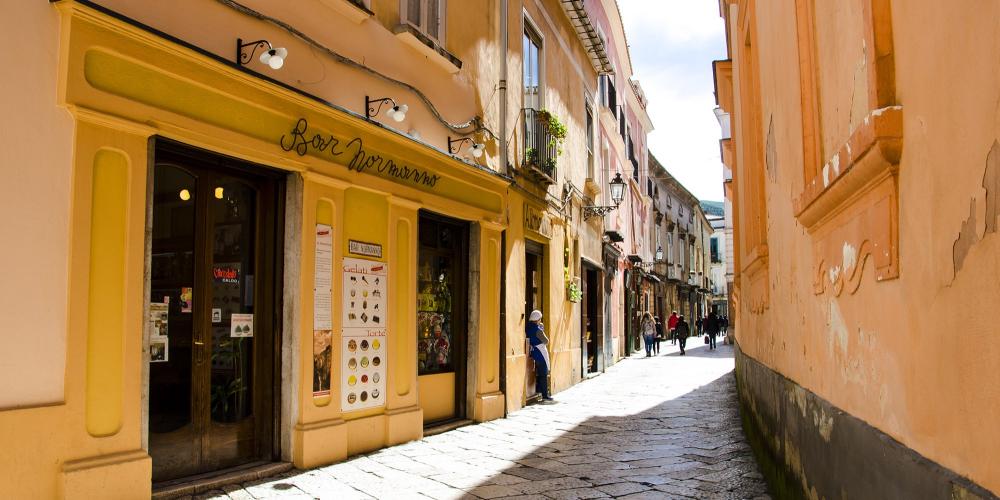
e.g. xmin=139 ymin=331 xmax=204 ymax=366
xmin=526 ymin=309 xmax=553 ymax=401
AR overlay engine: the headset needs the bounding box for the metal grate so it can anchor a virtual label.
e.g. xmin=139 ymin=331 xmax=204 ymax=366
xmin=522 ymin=108 xmax=558 ymax=181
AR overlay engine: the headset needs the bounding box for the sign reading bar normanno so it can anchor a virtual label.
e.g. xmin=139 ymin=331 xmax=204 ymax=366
xmin=280 ymin=118 xmax=442 ymax=189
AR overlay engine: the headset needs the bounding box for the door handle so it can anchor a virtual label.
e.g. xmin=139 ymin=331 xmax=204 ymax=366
xmin=194 ymin=340 xmax=205 ymax=364
xmin=194 ymin=341 xmax=204 ymax=345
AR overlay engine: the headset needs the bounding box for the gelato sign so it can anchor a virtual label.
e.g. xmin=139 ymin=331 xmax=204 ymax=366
xmin=280 ymin=118 xmax=442 ymax=189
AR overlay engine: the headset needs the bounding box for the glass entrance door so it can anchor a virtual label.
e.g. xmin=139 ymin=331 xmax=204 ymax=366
xmin=416 ymin=212 xmax=469 ymax=424
xmin=149 ymin=143 xmax=281 ymax=484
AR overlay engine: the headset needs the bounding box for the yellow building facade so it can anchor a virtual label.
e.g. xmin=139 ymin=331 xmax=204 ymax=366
xmin=0 ymin=0 xmax=652 ymax=497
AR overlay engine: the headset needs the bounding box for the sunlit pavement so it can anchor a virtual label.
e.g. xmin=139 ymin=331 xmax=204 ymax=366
xmin=204 ymin=337 xmax=769 ymax=499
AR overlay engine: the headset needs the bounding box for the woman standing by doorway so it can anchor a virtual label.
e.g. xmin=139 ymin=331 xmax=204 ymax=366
xmin=526 ymin=310 xmax=552 ymax=401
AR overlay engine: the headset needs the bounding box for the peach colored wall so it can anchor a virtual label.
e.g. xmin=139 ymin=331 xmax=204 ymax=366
xmin=729 ymin=0 xmax=1000 ymax=493
xmin=0 ymin=0 xmax=74 ymax=408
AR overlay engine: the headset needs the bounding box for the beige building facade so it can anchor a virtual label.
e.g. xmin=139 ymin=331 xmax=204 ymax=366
xmin=717 ymin=0 xmax=1000 ymax=496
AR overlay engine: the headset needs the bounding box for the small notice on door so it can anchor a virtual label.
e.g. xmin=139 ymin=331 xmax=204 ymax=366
xmin=149 ymin=302 xmax=170 ymax=363
xmin=231 ymin=313 xmax=253 ymax=337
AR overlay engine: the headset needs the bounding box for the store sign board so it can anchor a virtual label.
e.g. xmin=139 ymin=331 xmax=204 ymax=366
xmin=280 ymin=118 xmax=442 ymax=189
xmin=524 ymin=203 xmax=553 ymax=238
xmin=348 ymin=239 xmax=383 ymax=259
xmin=340 ymin=257 xmax=387 ymax=412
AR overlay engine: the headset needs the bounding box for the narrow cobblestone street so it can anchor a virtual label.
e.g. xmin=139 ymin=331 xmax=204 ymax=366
xmin=208 ymin=339 xmax=768 ymax=500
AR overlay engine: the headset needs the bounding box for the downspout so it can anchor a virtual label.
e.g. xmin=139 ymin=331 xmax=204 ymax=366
xmin=498 ymin=0 xmax=510 ymax=417
xmin=500 ymin=0 xmax=509 ymax=176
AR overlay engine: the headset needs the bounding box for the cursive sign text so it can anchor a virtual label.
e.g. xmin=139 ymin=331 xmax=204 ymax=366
xmin=280 ymin=118 xmax=441 ymax=188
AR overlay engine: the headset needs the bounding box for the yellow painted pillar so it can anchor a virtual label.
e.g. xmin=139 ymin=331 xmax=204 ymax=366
xmin=59 ymin=116 xmax=152 ymax=499
xmin=473 ymin=222 xmax=505 ymax=421
xmin=384 ymin=196 xmax=423 ymax=443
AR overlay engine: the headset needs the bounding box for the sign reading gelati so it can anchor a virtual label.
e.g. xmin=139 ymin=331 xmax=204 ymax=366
xmin=524 ymin=203 xmax=553 ymax=238
xmin=280 ymin=118 xmax=441 ymax=188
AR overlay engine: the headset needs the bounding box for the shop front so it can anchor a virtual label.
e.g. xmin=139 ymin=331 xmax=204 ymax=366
xmin=32 ymin=2 xmax=508 ymax=496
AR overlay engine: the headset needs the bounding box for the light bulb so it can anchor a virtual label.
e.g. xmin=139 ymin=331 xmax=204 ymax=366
xmin=214 ymin=187 xmax=224 ymax=199
xmin=470 ymin=144 xmax=485 ymax=158
xmin=268 ymin=55 xmax=284 ymax=69
xmin=179 ymin=189 xmax=191 ymax=201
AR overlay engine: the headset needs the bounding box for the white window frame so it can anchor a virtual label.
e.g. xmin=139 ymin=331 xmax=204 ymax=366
xmin=400 ymin=0 xmax=446 ymax=45
xmin=522 ymin=12 xmax=545 ymax=110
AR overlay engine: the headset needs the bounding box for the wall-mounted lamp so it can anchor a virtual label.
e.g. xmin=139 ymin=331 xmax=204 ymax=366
xmin=583 ymin=172 xmax=627 ymax=220
xmin=366 ymin=96 xmax=408 ymax=122
xmin=236 ymin=38 xmax=287 ymax=69
xmin=447 ymin=136 xmax=485 ymax=158
xmin=655 ymin=246 xmax=664 ymax=261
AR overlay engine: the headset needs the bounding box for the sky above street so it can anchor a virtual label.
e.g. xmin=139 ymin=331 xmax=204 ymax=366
xmin=619 ymin=0 xmax=727 ymax=202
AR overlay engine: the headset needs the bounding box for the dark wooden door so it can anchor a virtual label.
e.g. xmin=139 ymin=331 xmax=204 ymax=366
xmin=149 ymin=142 xmax=281 ymax=483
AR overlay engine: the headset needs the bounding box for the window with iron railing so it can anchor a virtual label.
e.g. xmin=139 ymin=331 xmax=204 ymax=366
xmin=402 ymin=0 xmax=446 ymax=44
xmin=522 ymin=108 xmax=557 ymax=181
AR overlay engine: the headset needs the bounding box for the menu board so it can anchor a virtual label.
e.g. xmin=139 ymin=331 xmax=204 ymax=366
xmin=340 ymin=257 xmax=387 ymax=412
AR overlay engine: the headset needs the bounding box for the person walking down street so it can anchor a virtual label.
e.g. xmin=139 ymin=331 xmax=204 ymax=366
xmin=706 ymin=311 xmax=720 ymax=350
xmin=654 ymin=316 xmax=664 ymax=355
xmin=640 ymin=312 xmax=656 ymax=357
xmin=721 ymin=316 xmax=729 ymax=336
xmin=667 ymin=311 xmax=679 ymax=345
xmin=525 ymin=310 xmax=552 ymax=401
xmin=675 ymin=315 xmax=690 ymax=355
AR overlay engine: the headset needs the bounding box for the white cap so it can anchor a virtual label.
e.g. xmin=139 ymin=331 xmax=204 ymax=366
xmin=529 ymin=310 xmax=542 ymax=322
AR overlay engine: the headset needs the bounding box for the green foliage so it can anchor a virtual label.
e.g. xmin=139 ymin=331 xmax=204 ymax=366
xmin=538 ymin=109 xmax=567 ymax=156
xmin=567 ymin=280 xmax=582 ymax=303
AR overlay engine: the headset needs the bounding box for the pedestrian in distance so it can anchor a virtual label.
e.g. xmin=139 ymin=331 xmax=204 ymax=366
xmin=667 ymin=311 xmax=679 ymax=345
xmin=675 ymin=314 xmax=690 ymax=355
xmin=525 ymin=310 xmax=553 ymax=401
xmin=640 ymin=311 xmax=656 ymax=357
xmin=721 ymin=315 xmax=729 ymax=336
xmin=706 ymin=311 xmax=720 ymax=350
xmin=654 ymin=316 xmax=664 ymax=355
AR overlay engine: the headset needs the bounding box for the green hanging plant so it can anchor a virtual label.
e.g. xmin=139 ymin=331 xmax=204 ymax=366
xmin=537 ymin=109 xmax=568 ymax=156
xmin=567 ymin=280 xmax=583 ymax=303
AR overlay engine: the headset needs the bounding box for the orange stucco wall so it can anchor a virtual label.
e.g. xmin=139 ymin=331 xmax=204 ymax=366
xmin=724 ymin=0 xmax=1000 ymax=493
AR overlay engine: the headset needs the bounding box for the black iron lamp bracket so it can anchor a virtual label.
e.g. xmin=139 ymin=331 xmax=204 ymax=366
xmin=365 ymin=96 xmax=397 ymax=120
xmin=236 ymin=38 xmax=272 ymax=66
xmin=583 ymin=205 xmax=618 ymax=220
xmin=447 ymin=136 xmax=474 ymax=155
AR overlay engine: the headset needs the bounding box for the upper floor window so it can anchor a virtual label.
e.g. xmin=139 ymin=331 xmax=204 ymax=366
xmin=586 ymin=102 xmax=595 ymax=179
xmin=523 ymin=21 xmax=543 ymax=110
xmin=403 ymin=0 xmax=446 ymax=44
xmin=710 ymin=237 xmax=720 ymax=263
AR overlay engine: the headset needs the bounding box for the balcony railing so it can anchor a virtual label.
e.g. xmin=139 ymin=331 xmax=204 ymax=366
xmin=522 ymin=108 xmax=557 ymax=185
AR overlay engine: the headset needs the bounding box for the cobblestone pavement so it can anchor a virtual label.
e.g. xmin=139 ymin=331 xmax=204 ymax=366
xmin=205 ymin=338 xmax=769 ymax=499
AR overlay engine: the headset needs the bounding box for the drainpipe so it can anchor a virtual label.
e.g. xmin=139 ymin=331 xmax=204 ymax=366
xmin=500 ymin=0 xmax=509 ymax=176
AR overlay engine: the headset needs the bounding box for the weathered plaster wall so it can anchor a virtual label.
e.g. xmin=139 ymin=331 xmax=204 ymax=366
xmin=734 ymin=1 xmax=1000 ymax=492
xmin=736 ymin=345 xmax=996 ymax=500
xmin=731 ymin=0 xmax=1000 ymax=494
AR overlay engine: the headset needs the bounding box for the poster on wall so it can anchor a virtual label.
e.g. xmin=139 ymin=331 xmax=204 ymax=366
xmin=340 ymin=257 xmax=387 ymax=412
xmin=149 ymin=302 xmax=170 ymax=363
xmin=313 ymin=223 xmax=334 ymax=397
